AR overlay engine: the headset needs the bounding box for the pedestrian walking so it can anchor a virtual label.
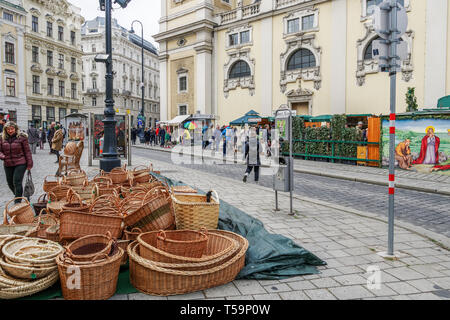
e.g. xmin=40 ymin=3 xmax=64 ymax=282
xmin=243 ymin=127 xmax=260 ymax=183
xmin=0 ymin=121 xmax=33 ymax=203
xmin=51 ymin=125 xmax=64 ymax=165
xmin=214 ymin=125 xmax=222 ymax=152
xmin=131 ymin=127 xmax=137 ymax=145
xmin=159 ymin=126 xmax=166 ymax=148
xmin=27 ymin=123 xmax=40 ymax=155
xmin=39 ymin=127 xmax=46 ymax=150
xmin=150 ymin=128 xmax=156 ymax=146
xmin=47 ymin=122 xmax=56 ymax=155
xmin=144 ymin=127 xmax=150 ymax=146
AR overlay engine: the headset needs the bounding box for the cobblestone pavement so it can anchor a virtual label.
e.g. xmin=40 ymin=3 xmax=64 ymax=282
xmin=1 ymin=146 xmax=450 ymax=300
xmin=133 ymin=147 xmax=450 ymax=238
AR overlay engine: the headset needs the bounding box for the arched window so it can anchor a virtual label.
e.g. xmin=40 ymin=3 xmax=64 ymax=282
xmin=287 ymin=49 xmax=316 ymax=70
xmin=229 ymin=60 xmax=251 ymax=79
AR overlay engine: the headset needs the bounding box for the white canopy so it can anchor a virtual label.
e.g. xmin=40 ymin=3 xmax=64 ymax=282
xmin=166 ymin=114 xmax=190 ymax=125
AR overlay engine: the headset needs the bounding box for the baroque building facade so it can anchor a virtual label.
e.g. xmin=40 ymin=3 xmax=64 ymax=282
xmin=81 ymin=17 xmax=160 ymax=128
xmin=22 ymin=0 xmax=84 ymax=129
xmin=0 ymin=0 xmax=27 ymax=128
xmin=155 ymin=0 xmax=450 ymax=125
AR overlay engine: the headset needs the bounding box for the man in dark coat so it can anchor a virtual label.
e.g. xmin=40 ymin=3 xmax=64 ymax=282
xmin=159 ymin=126 xmax=166 ymax=147
xmin=243 ymin=127 xmax=261 ymax=183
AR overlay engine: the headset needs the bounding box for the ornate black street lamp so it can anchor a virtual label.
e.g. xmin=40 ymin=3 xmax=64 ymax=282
xmin=97 ymin=0 xmax=131 ymax=172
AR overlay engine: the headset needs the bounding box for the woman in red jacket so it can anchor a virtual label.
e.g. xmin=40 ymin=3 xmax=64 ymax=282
xmin=0 ymin=121 xmax=33 ymax=203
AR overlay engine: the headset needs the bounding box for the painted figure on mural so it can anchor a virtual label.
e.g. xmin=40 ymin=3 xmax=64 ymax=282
xmin=413 ymin=126 xmax=440 ymax=165
xmin=395 ymin=139 xmax=413 ymax=170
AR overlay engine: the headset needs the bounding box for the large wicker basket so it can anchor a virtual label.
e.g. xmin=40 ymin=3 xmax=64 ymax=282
xmin=128 ymin=230 xmax=248 ymax=296
xmin=106 ymin=166 xmax=129 ymax=184
xmin=65 ymin=232 xmax=115 ymax=263
xmin=59 ymin=210 xmax=123 ymax=241
xmin=56 ymin=248 xmax=123 ymax=300
xmin=156 ymin=230 xmax=208 ymax=258
xmin=4 ymin=198 xmax=35 ymax=224
xmin=171 ymin=191 xmax=220 ymax=230
xmin=63 ymin=170 xmax=87 ymax=187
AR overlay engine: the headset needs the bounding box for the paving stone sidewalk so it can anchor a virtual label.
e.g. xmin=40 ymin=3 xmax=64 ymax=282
xmin=134 ymin=143 xmax=450 ymax=196
xmin=1 ymin=147 xmax=449 ymax=300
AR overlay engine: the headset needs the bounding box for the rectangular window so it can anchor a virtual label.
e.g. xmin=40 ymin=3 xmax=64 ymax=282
xmin=179 ymin=105 xmax=187 ymax=116
xmin=70 ymin=31 xmax=76 ymax=45
xmin=47 ymin=78 xmax=54 ymax=95
xmin=32 ymin=75 xmax=40 ymax=94
xmin=229 ymin=33 xmax=238 ymax=46
xmin=59 ymin=80 xmax=65 ymax=97
xmin=6 ymin=78 xmax=15 ymax=97
xmin=59 ymin=108 xmax=66 ymax=121
xmin=287 ymin=18 xmax=299 ymax=34
xmin=179 ymin=76 xmax=187 ymax=92
xmin=32 ymin=46 xmax=39 ymax=63
xmin=46 ymin=107 xmax=55 ymax=122
xmin=32 ymin=16 xmax=38 ymax=32
xmin=92 ymin=78 xmax=97 ymax=89
xmin=3 ymin=12 xmax=13 ymax=22
xmin=32 ymin=105 xmax=41 ymax=120
xmin=8 ymin=110 xmax=16 ymax=123
xmin=92 ymin=44 xmax=96 ymax=53
xmin=92 ymin=60 xmax=96 ymax=70
xmin=5 ymin=42 xmax=14 ymax=64
xmin=47 ymin=21 xmax=53 ymax=37
xmin=58 ymin=26 xmax=64 ymax=41
xmin=302 ymin=14 xmax=314 ymax=31
xmin=92 ymin=97 xmax=97 ymax=106
xmin=71 ymin=57 xmax=76 ymax=72
xmin=47 ymin=50 xmax=53 ymax=66
xmin=71 ymin=83 xmax=77 ymax=99
xmin=58 ymin=54 xmax=64 ymax=69
xmin=240 ymin=31 xmax=250 ymax=44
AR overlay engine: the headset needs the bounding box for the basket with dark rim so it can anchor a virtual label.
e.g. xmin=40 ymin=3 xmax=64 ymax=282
xmin=43 ymin=175 xmax=60 ymax=193
xmin=64 ymin=232 xmax=115 ymax=263
xmin=123 ymin=227 xmax=143 ymax=241
xmin=56 ymin=248 xmax=123 ymax=300
xmin=61 ymin=192 xmax=90 ymax=213
xmin=128 ymin=230 xmax=248 ymax=296
xmin=106 ymin=165 xmax=128 ymax=185
xmin=121 ymin=187 xmax=175 ymax=232
xmin=137 ymin=230 xmax=238 ymax=264
xmin=59 ymin=209 xmax=123 ymax=241
xmin=156 ymin=230 xmax=208 ymax=258
xmin=63 ymin=169 xmax=87 ymax=187
xmin=171 ymin=191 xmax=220 ymax=230
xmin=4 ymin=198 xmax=35 ymax=224
xmin=32 ymin=193 xmax=49 ymax=216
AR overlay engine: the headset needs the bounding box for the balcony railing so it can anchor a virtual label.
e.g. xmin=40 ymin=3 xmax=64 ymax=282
xmin=86 ymin=88 xmax=99 ymax=94
xmin=218 ymin=2 xmax=260 ymax=25
xmin=275 ymin=0 xmax=308 ymax=10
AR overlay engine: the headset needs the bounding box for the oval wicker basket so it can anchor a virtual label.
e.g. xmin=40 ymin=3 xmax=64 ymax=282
xmin=132 ymin=164 xmax=153 ymax=177
xmin=133 ymin=172 xmax=151 ymax=184
xmin=2 ymin=238 xmax=64 ymax=265
xmin=68 ymin=182 xmax=96 ymax=204
xmin=65 ymin=232 xmax=115 ymax=263
xmin=128 ymin=230 xmax=248 ymax=296
xmin=63 ymin=170 xmax=87 ymax=187
xmin=46 ymin=192 xmax=67 ymax=215
xmin=43 ymin=175 xmax=60 ymax=193
xmin=171 ymin=191 xmax=220 ymax=230
xmin=106 ymin=166 xmax=128 ymax=184
xmin=137 ymin=230 xmax=237 ymax=264
xmin=4 ymin=198 xmax=35 ymax=224
xmin=0 ymin=270 xmax=59 ymax=300
xmin=0 ymin=257 xmax=58 ymax=280
xmin=48 ymin=185 xmax=71 ymax=202
xmin=156 ymin=230 xmax=208 ymax=258
xmin=56 ymin=248 xmax=123 ymax=300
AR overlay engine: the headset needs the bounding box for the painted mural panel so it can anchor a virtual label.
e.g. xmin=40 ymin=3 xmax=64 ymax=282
xmin=382 ymin=118 xmax=450 ymax=175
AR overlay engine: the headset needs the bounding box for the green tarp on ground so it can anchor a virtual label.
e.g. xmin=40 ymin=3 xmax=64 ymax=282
xmin=18 ymin=173 xmax=326 ymax=299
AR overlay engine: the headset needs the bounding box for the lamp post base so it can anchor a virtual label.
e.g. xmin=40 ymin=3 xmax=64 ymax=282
xmin=99 ymin=157 xmax=122 ymax=172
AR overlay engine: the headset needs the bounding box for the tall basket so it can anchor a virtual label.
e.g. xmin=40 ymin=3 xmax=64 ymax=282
xmin=171 ymin=191 xmax=220 ymax=230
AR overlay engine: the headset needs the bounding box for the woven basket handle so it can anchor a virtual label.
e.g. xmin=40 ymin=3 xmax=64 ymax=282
xmin=37 ymin=193 xmax=48 ymax=203
xmin=133 ymin=165 xmax=148 ymax=172
xmin=130 ymin=227 xmax=143 ymax=234
xmin=47 ymin=191 xmax=57 ymax=203
xmin=156 ymin=230 xmax=166 ymax=241
xmin=2 ymin=209 xmax=9 ymax=225
xmin=67 ymin=192 xmax=82 ymax=206
xmin=91 ymin=252 xmax=110 ymax=263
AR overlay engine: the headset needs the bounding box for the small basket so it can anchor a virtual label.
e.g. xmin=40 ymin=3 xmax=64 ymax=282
xmin=156 ymin=230 xmax=208 ymax=258
xmin=63 ymin=170 xmax=87 ymax=187
xmin=43 ymin=175 xmax=60 ymax=193
xmin=32 ymin=194 xmax=49 ymax=216
xmin=46 ymin=192 xmax=67 ymax=216
xmin=33 ymin=209 xmax=59 ymax=239
xmin=61 ymin=193 xmax=90 ymax=213
xmin=106 ymin=166 xmax=128 ymax=184
xmin=89 ymin=195 xmax=121 ymax=216
xmin=132 ymin=164 xmax=153 ymax=177
xmin=4 ymin=198 xmax=35 ymax=224
xmin=94 ymin=180 xmax=121 ymax=197
xmin=65 ymin=232 xmax=115 ymax=263
xmin=69 ymin=182 xmax=96 ymax=204
xmin=171 ymin=191 xmax=220 ymax=230
xmin=56 ymin=248 xmax=123 ymax=300
xmin=48 ymin=185 xmax=71 ymax=202
xmin=133 ymin=172 xmax=151 ymax=184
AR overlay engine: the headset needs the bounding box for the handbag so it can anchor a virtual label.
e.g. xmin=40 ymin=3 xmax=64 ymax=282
xmin=23 ymin=170 xmax=35 ymax=199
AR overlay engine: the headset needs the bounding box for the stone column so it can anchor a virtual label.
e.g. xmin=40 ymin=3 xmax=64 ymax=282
xmin=195 ymin=44 xmax=213 ymax=115
xmin=159 ymin=53 xmax=169 ymax=121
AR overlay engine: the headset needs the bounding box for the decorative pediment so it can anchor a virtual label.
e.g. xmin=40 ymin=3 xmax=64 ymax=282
xmin=35 ymin=0 xmax=72 ymax=18
xmin=56 ymin=19 xmax=66 ymax=26
xmin=57 ymin=70 xmax=68 ymax=79
xmin=31 ymin=64 xmax=43 ymax=73
xmin=286 ymin=87 xmax=314 ymax=98
xmin=29 ymin=7 xmax=41 ymax=16
xmin=176 ymin=67 xmax=189 ymax=74
xmin=45 ymin=14 xmax=55 ymax=22
xmin=46 ymin=67 xmax=57 ymax=76
xmin=70 ymin=73 xmax=79 ymax=81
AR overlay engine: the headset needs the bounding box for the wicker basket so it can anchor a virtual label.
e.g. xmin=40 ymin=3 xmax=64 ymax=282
xmin=0 ymin=257 xmax=57 ymax=280
xmin=46 ymin=192 xmax=67 ymax=216
xmin=0 ymin=221 xmax=37 ymax=237
xmin=69 ymin=181 xmax=96 ymax=204
xmin=133 ymin=172 xmax=151 ymax=184
xmin=156 ymin=230 xmax=208 ymax=258
xmin=123 ymin=227 xmax=143 ymax=241
xmin=33 ymin=209 xmax=59 ymax=239
xmin=122 ymin=188 xmax=175 ymax=232
xmin=63 ymin=170 xmax=87 ymax=187
xmin=132 ymin=164 xmax=153 ymax=177
xmin=171 ymin=186 xmax=198 ymax=194
xmin=128 ymin=230 xmax=248 ymax=296
xmin=94 ymin=181 xmax=121 ymax=197
xmin=2 ymin=238 xmax=64 ymax=265
xmin=56 ymin=248 xmax=123 ymax=300
xmin=65 ymin=232 xmax=115 ymax=263
xmin=43 ymin=175 xmax=60 ymax=193
xmin=61 ymin=193 xmax=90 ymax=213
xmin=4 ymin=198 xmax=35 ymax=224
xmin=171 ymin=191 xmax=220 ymax=230
xmin=0 ymin=270 xmax=59 ymax=300
xmin=32 ymin=194 xmax=49 ymax=216
xmin=137 ymin=230 xmax=237 ymax=264
xmin=107 ymin=166 xmax=128 ymax=184
xmin=117 ymin=239 xmax=130 ymax=266
xmin=48 ymin=185 xmax=71 ymax=202
xmin=59 ymin=210 xmax=123 ymax=241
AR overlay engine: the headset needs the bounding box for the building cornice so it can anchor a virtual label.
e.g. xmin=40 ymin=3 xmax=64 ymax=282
xmin=158 ymin=1 xmax=216 ymax=24
xmin=153 ymin=20 xmax=216 ymax=43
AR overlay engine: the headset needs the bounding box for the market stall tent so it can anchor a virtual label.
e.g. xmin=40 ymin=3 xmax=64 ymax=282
xmin=230 ymin=110 xmax=261 ymax=126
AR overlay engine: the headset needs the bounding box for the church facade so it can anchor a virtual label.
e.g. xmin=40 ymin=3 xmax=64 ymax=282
xmin=154 ymin=0 xmax=450 ymax=125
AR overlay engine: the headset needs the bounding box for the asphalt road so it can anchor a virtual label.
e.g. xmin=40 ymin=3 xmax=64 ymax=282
xmin=134 ymin=147 xmax=450 ymax=238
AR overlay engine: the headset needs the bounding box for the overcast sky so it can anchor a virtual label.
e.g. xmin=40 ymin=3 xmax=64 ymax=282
xmin=69 ymin=0 xmax=161 ymax=48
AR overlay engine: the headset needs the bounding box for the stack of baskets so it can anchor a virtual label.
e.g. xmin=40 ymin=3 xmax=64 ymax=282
xmin=0 ymin=237 xmax=63 ymax=299
xmin=128 ymin=229 xmax=248 ymax=296
xmin=56 ymin=233 xmax=123 ymax=300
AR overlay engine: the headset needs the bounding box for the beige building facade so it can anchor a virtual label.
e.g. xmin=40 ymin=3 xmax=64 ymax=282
xmin=22 ymin=0 xmax=84 ymax=129
xmin=155 ymin=0 xmax=450 ymax=125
